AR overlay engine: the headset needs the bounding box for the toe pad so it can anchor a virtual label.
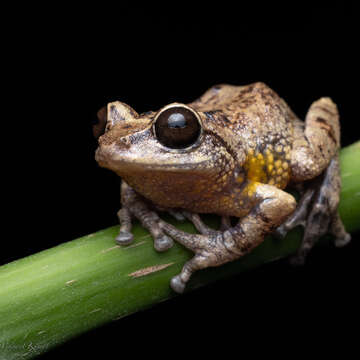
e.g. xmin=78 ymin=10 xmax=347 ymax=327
xmin=170 ymin=275 xmax=186 ymax=293
xmin=154 ymin=235 xmax=174 ymax=252
xmin=115 ymin=231 xmax=134 ymax=246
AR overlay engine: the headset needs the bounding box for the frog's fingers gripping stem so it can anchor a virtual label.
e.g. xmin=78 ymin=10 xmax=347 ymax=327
xmin=159 ymin=184 xmax=296 ymax=293
xmin=117 ymin=181 xmax=174 ymax=252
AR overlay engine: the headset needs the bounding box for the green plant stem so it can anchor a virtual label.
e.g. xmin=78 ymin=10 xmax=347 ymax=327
xmin=1 ymin=141 xmax=359 ymax=359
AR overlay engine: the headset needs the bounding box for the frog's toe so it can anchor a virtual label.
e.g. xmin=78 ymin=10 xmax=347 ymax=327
xmin=274 ymin=188 xmax=314 ymax=240
xmin=115 ymin=231 xmax=134 ymax=246
xmin=182 ymin=211 xmax=217 ymax=235
xmin=334 ymin=233 xmax=351 ymax=248
xmin=273 ymin=224 xmax=288 ymax=240
xmin=154 ymin=235 xmax=174 ymax=252
xmin=170 ymin=275 xmax=186 ymax=294
xmin=168 ymin=210 xmax=186 ymax=222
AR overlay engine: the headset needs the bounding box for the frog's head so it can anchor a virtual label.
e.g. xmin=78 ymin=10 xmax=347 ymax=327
xmin=95 ymin=101 xmax=242 ymax=207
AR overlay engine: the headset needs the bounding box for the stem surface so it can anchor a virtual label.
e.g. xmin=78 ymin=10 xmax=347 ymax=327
xmin=0 ymin=142 xmax=359 ymax=359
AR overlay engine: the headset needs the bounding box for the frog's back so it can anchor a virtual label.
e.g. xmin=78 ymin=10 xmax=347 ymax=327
xmin=189 ymin=82 xmax=297 ymax=189
xmin=189 ymin=82 xmax=295 ymax=138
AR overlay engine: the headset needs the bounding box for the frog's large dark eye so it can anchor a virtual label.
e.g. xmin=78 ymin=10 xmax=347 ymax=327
xmin=154 ymin=106 xmax=201 ymax=149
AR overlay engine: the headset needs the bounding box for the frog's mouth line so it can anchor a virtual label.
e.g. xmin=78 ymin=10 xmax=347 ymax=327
xmin=96 ymin=153 xmax=214 ymax=175
xmin=112 ymin=159 xmax=214 ymax=173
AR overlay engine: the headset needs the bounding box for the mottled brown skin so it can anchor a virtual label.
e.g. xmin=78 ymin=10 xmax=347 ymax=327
xmin=95 ymin=82 xmax=350 ymax=293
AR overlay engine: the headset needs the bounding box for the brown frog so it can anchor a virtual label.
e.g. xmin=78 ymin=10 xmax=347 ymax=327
xmin=94 ymin=82 xmax=351 ymax=293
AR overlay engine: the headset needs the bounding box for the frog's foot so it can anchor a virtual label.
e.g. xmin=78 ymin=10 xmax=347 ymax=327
xmin=273 ymin=188 xmax=315 ymax=240
xmin=116 ymin=207 xmax=134 ymax=245
xmin=118 ymin=182 xmax=174 ymax=252
xmin=117 ymin=205 xmax=173 ymax=252
xmin=162 ymin=212 xmax=231 ymax=293
xmin=330 ymin=212 xmax=351 ymax=248
xmin=157 ymin=222 xmax=227 ymax=293
xmin=160 ymin=184 xmax=297 ymax=293
xmin=275 ymin=157 xmax=351 ymax=265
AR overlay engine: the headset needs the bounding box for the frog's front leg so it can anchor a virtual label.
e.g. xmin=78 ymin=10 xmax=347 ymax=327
xmin=159 ymin=183 xmax=296 ymax=293
xmin=116 ymin=181 xmax=174 ymax=252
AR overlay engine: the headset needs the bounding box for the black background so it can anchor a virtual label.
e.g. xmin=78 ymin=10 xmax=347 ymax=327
xmin=3 ymin=4 xmax=358 ymax=358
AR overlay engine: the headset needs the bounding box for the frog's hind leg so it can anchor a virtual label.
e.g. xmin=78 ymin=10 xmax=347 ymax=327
xmin=279 ymin=98 xmax=350 ymax=264
xmin=291 ymin=97 xmax=341 ymax=182
xmin=159 ymin=184 xmax=296 ymax=293
xmin=288 ymin=156 xmax=350 ymax=265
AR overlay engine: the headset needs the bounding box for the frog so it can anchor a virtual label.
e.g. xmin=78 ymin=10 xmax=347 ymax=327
xmin=94 ymin=82 xmax=351 ymax=293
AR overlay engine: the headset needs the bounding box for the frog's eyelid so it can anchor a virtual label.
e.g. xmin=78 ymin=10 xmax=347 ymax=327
xmin=154 ymin=103 xmax=203 ymax=127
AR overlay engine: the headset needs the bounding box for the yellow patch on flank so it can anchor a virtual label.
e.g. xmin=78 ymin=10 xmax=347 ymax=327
xmin=266 ymin=153 xmax=274 ymax=163
xmin=245 ymin=149 xmax=292 ymax=190
xmin=245 ymin=154 xmax=267 ymax=184
xmin=246 ymin=181 xmax=260 ymax=197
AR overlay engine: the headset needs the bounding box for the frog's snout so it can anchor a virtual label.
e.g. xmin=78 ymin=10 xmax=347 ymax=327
xmin=95 ymin=138 xmax=133 ymax=171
